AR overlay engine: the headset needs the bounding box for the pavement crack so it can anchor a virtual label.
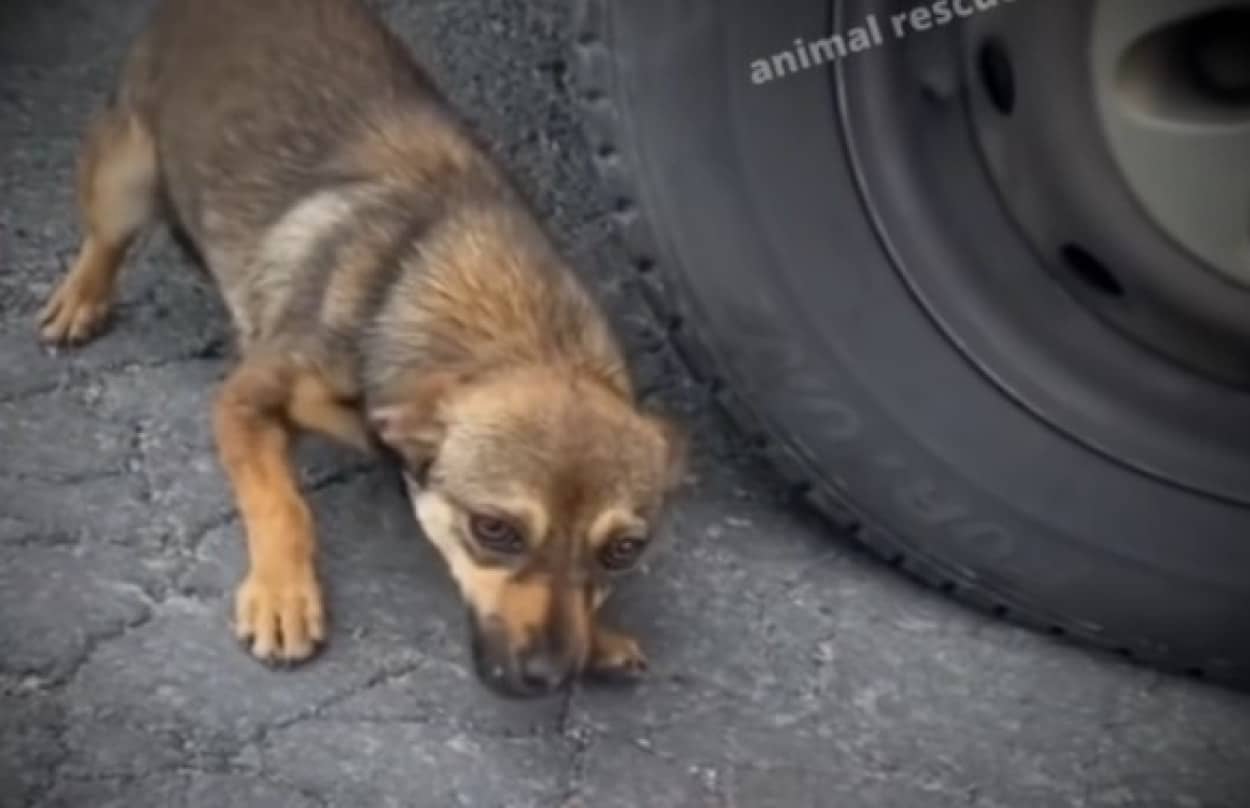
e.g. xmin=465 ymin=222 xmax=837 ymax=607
xmin=41 ymin=607 xmax=156 ymax=691
xmin=555 ymin=687 xmax=594 ymax=806
xmin=244 ymin=657 xmax=429 ymax=757
xmin=0 ymin=466 xmax=131 ymax=486
xmin=1 ymin=528 xmax=80 ymax=548
xmin=126 ymin=418 xmax=156 ymax=505
xmin=0 ymin=379 xmax=72 ymax=405
xmin=0 ymin=338 xmax=229 ymax=406
xmin=46 ymin=759 xmax=255 ymax=790
xmin=186 ymin=508 xmax=240 ymax=549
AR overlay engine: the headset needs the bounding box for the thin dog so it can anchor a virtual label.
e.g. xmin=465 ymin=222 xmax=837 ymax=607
xmin=38 ymin=0 xmax=685 ymax=698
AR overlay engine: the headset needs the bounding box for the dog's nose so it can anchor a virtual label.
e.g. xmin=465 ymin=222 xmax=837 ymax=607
xmin=517 ymin=650 xmax=567 ymax=694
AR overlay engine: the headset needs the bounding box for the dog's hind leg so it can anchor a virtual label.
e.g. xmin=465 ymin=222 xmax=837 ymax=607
xmin=40 ymin=105 xmax=158 ymax=345
xmin=213 ymin=355 xmax=329 ymax=663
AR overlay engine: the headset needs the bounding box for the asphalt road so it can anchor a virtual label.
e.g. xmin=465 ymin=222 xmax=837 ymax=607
xmin=2 ymin=1 xmax=1249 ymax=806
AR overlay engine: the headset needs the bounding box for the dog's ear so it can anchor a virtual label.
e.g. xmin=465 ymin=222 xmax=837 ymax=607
xmin=648 ymin=413 xmax=689 ymax=492
xmin=368 ymin=370 xmax=468 ymax=473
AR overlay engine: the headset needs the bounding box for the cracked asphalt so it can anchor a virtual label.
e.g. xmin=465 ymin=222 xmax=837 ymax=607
xmin=2 ymin=1 xmax=1250 ymax=806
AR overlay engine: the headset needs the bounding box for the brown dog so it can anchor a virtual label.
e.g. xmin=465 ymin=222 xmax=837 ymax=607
xmin=38 ymin=0 xmax=685 ymax=698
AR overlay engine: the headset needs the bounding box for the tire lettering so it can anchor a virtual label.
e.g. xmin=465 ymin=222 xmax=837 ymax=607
xmin=895 ymin=478 xmax=967 ymax=524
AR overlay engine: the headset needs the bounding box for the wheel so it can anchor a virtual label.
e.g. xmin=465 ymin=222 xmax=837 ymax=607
xmin=572 ymin=0 xmax=1250 ymax=688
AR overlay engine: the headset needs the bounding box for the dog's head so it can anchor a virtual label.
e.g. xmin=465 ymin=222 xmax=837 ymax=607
xmin=371 ymin=365 xmax=685 ymax=698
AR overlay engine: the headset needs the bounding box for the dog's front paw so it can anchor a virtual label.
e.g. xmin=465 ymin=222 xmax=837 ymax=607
xmin=38 ymin=278 xmax=112 ymax=346
xmin=588 ymin=625 xmax=648 ymax=682
xmin=234 ymin=564 xmax=326 ymax=665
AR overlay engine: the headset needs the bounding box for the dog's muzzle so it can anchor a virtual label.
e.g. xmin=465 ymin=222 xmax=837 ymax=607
xmin=470 ymin=615 xmax=574 ymax=699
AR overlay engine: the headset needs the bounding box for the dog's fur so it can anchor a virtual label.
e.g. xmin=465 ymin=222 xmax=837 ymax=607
xmin=39 ymin=0 xmax=685 ymax=698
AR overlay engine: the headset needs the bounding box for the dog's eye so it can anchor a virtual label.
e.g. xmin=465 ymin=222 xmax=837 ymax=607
xmin=469 ymin=514 xmax=524 ymax=554
xmin=599 ymin=536 xmax=647 ymax=571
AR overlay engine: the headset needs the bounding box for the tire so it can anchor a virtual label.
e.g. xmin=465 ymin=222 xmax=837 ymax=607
xmin=572 ymin=0 xmax=1250 ymax=688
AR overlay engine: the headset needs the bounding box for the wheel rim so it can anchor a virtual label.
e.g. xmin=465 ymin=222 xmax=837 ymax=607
xmin=969 ymin=0 xmax=1250 ymax=384
xmin=1095 ymin=1 xmax=1250 ymax=291
xmin=836 ymin=0 xmax=1250 ymax=503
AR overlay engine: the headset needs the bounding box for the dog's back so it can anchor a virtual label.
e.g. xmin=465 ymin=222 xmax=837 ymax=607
xmin=127 ymin=0 xmax=430 ymax=217
xmin=119 ymin=0 xmax=523 ymax=357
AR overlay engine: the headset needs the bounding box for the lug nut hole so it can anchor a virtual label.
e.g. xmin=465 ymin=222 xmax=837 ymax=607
xmin=978 ymin=38 xmax=1016 ymax=115
xmin=1062 ymin=244 xmax=1125 ymax=298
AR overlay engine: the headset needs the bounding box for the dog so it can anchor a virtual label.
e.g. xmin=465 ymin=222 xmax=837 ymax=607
xmin=37 ymin=0 xmax=685 ymax=699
